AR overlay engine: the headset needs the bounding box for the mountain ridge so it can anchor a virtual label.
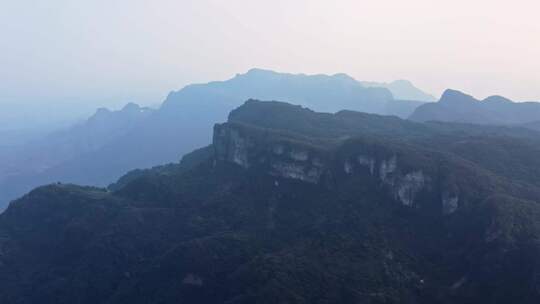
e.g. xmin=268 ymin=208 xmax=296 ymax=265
xmin=410 ymin=89 xmax=540 ymax=125
xmin=0 ymin=69 xmax=427 ymax=209
xmin=361 ymin=79 xmax=437 ymax=102
xmin=2 ymin=100 xmax=540 ymax=303
xmin=0 ymin=103 xmax=153 ymax=209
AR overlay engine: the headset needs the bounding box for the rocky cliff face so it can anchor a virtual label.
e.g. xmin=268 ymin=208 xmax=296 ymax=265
xmin=213 ymin=121 xmax=468 ymax=215
xmin=213 ymin=122 xmax=331 ymax=183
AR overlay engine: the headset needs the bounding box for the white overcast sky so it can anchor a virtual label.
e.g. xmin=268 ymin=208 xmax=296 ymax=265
xmin=1 ymin=0 xmax=539 ymax=108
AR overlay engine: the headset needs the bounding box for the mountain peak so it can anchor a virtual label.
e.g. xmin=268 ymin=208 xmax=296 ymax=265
xmin=483 ymin=95 xmax=513 ymax=104
xmin=361 ymin=79 xmax=436 ymax=102
xmin=389 ymin=79 xmax=414 ymax=86
xmin=241 ymin=68 xmax=357 ymax=82
xmin=330 ymin=72 xmax=356 ymax=80
xmin=439 ymin=89 xmax=477 ymax=104
xmin=242 ymin=68 xmax=279 ymax=77
xmin=410 ymin=88 xmax=540 ymax=124
xmin=95 ymin=107 xmax=111 ymax=114
xmin=246 ymin=67 xmax=273 ymax=73
xmin=121 ymin=102 xmax=142 ymax=112
xmin=90 ymin=107 xmax=112 ymax=121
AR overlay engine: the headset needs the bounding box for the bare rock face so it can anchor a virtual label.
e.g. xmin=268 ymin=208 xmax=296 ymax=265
xmin=379 ymin=156 xmax=398 ymax=183
xmin=396 ymin=171 xmax=426 ymax=207
xmin=270 ymin=162 xmax=323 ymax=183
xmin=213 ymin=123 xmax=330 ymax=184
xmin=214 ymin=122 xmax=467 ymax=215
xmin=357 ymin=155 xmax=376 ymax=175
xmin=442 ymin=192 xmax=459 ymax=214
xmin=216 ymin=127 xmax=250 ymax=168
xmin=343 ymin=153 xmax=429 ymax=208
xmin=289 ymin=150 xmax=309 ymax=161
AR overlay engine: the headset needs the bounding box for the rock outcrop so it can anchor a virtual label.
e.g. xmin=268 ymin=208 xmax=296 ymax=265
xmin=213 ymin=120 xmax=469 ymax=215
xmin=214 ymin=122 xmax=331 ymax=184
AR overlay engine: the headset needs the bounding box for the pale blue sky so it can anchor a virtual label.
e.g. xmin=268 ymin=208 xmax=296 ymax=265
xmin=1 ymin=0 xmax=539 ymax=112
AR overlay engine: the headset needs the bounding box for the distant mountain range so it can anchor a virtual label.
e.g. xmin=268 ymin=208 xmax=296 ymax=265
xmin=2 ymin=100 xmax=540 ymax=303
xmin=410 ymin=89 xmax=540 ymax=125
xmin=0 ymin=103 xmax=153 ymax=208
xmin=0 ymin=69 xmax=430 ymax=209
xmin=361 ymin=79 xmax=436 ymax=102
xmin=159 ymin=68 xmax=427 ymax=116
xmin=4 ymin=70 xmax=538 ymax=212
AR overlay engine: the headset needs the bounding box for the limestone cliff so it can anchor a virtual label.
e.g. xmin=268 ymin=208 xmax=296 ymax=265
xmin=212 ymin=121 xmax=468 ymax=215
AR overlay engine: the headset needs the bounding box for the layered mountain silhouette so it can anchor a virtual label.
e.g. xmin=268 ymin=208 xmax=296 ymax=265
xmin=0 ymin=69 xmax=428 ymax=209
xmin=410 ymin=89 xmax=540 ymax=125
xmin=1 ymin=100 xmax=540 ymax=303
xmin=159 ymin=68 xmax=426 ymax=116
xmin=361 ymin=79 xmax=436 ymax=102
xmin=0 ymin=103 xmax=153 ymax=209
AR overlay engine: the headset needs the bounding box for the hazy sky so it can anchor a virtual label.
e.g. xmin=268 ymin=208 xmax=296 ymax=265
xmin=1 ymin=0 xmax=539 ymax=111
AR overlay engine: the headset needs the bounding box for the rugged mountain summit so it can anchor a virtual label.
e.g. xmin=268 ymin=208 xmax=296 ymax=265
xmin=1 ymin=100 xmax=540 ymax=303
xmin=0 ymin=70 xmax=428 ymax=210
xmin=410 ymin=89 xmax=540 ymax=125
